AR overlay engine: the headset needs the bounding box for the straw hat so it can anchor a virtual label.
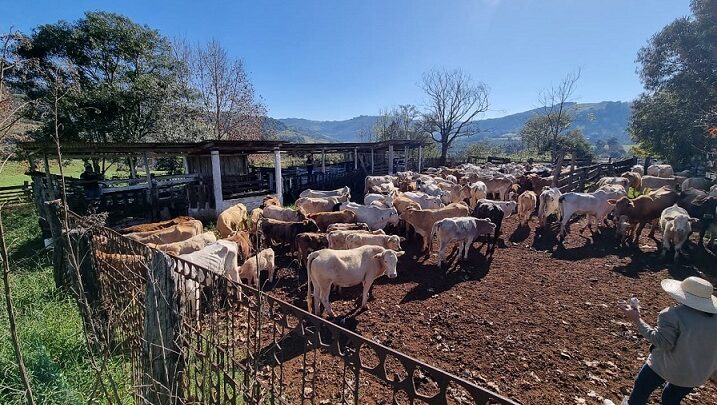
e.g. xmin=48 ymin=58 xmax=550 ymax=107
xmin=661 ymin=277 xmax=717 ymax=314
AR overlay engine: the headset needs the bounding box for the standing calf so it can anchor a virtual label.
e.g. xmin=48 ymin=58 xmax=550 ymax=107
xmin=431 ymin=217 xmax=495 ymax=266
xmin=517 ymin=191 xmax=537 ymax=226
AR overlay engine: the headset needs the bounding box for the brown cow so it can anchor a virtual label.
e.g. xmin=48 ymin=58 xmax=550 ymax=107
xmin=259 ymin=218 xmax=320 ymax=253
xmin=225 ymin=230 xmax=253 ymax=262
xmin=401 ymin=203 xmax=471 ymax=252
xmin=217 ymin=203 xmax=248 ymax=238
xmin=296 ymin=232 xmax=328 ymax=269
xmin=119 ymin=216 xmax=194 ymax=234
xmin=621 ymin=171 xmax=642 ymax=191
xmin=608 ymin=186 xmax=678 ymax=243
xmin=127 ymin=220 xmax=204 ymax=245
xmin=261 ymin=195 xmax=280 ymax=208
xmin=307 ymin=210 xmax=357 ymax=232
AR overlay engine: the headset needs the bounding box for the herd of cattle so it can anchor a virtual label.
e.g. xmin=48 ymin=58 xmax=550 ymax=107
xmin=101 ymin=161 xmax=717 ymax=318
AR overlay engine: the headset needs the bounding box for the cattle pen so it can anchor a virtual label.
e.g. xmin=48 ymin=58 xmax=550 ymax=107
xmin=47 ymin=203 xmax=517 ymax=404
xmin=19 ymin=139 xmax=427 ymax=234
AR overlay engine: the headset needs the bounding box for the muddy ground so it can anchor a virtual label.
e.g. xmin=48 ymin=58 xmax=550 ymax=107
xmin=263 ymin=215 xmax=717 ymax=405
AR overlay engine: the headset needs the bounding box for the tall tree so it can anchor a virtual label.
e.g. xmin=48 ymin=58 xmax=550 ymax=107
xmin=191 ymin=39 xmax=266 ymax=140
xmin=14 ymin=12 xmax=179 ymax=144
xmin=371 ymin=104 xmax=428 ymax=142
xmin=420 ymin=68 xmax=489 ymax=165
xmin=630 ymin=0 xmax=717 ymax=168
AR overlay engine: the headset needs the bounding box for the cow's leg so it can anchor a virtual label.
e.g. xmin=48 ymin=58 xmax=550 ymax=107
xmin=648 ymin=219 xmax=658 ymax=237
xmin=437 ymin=239 xmax=444 ymax=267
xmin=463 ymin=239 xmax=471 ymax=260
xmin=360 ymin=278 xmax=375 ymax=310
xmin=320 ymin=286 xmax=335 ymax=317
xmin=661 ymin=236 xmax=670 ymax=258
xmin=698 ymin=227 xmax=706 ymax=247
xmin=312 ymin=284 xmax=322 ymax=315
xmin=634 ymin=222 xmax=646 ymax=243
xmin=674 ymin=238 xmax=685 ymax=262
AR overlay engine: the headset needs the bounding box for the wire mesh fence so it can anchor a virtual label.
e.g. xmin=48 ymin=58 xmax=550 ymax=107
xmin=57 ymin=207 xmax=518 ymax=405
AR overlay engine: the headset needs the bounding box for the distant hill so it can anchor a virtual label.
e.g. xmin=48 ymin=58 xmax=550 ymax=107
xmin=276 ymin=101 xmax=632 ymax=144
xmin=262 ymin=117 xmax=336 ymax=143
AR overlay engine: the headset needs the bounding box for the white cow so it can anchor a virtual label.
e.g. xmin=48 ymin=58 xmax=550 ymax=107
xmin=295 ymin=196 xmax=340 ymax=214
xmin=306 ymin=246 xmax=404 ymax=317
xmin=558 ymin=189 xmax=626 ymax=239
xmin=339 ymin=202 xmax=399 ymax=231
xmin=178 ymin=240 xmax=239 ymax=278
xmin=468 ymin=181 xmax=488 ymax=208
xmin=262 ymin=205 xmax=305 ymax=222
xmin=341 ymin=233 xmax=403 ymax=251
xmin=326 ymin=229 xmax=386 ymax=249
xmin=647 ymin=164 xmax=674 ymax=178
xmin=631 ymin=165 xmax=645 ymax=176
xmin=659 ymin=205 xmax=695 ymax=262
xmin=430 ymin=217 xmax=496 ymax=266
xmin=538 ymin=187 xmax=562 ymax=227
xmin=229 ymin=248 xmax=275 ymax=287
xmin=596 ymin=177 xmax=629 ymax=189
xmin=477 ymin=199 xmax=517 ymax=217
xmin=517 ymin=191 xmax=537 ymax=226
xmin=710 ymin=185 xmax=717 ymax=198
xmin=300 ymin=186 xmax=351 ymax=201
xmin=364 ymin=175 xmax=395 ymax=195
xmin=402 ymin=192 xmax=444 ymax=209
xmin=364 ymin=192 xmax=395 ymax=208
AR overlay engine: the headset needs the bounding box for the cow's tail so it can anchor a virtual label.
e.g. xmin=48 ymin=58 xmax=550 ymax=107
xmin=306 ymin=252 xmax=315 ymax=314
xmin=558 ymin=194 xmax=565 ymax=222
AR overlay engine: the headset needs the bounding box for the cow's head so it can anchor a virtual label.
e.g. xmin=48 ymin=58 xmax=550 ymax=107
xmin=386 ymin=235 xmax=402 ymax=251
xmin=672 ymin=215 xmax=698 ymax=240
xmin=387 ymin=208 xmax=400 ymax=226
xmin=607 ymin=197 xmax=633 ymax=216
xmin=376 ymin=250 xmax=405 ymax=279
xmin=303 ymin=219 xmax=320 ymax=233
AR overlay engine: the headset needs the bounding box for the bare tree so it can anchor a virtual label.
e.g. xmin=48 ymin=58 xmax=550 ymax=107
xmin=533 ymin=70 xmax=581 ymax=185
xmin=420 ymin=68 xmax=489 ymax=165
xmin=192 ymin=39 xmax=266 ymax=140
xmin=0 ymin=29 xmax=35 ymax=405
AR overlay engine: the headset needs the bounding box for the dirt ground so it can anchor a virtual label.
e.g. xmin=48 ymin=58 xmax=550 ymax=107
xmin=265 ymin=214 xmax=717 ymax=405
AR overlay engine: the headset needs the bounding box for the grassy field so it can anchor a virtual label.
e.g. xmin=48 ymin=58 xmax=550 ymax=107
xmin=0 ymin=205 xmax=131 ymax=404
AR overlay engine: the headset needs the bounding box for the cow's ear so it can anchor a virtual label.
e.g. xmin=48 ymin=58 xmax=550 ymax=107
xmin=395 ymin=251 xmax=405 ymax=257
xmin=374 ymin=253 xmax=383 ymax=260
xmin=399 ymin=236 xmax=406 ymax=242
xmin=689 ymin=218 xmax=699 ymax=223
xmin=607 ymin=199 xmax=616 ymax=205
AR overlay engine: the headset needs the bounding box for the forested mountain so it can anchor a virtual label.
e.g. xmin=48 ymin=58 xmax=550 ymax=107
xmin=274 ymin=101 xmax=632 ymax=144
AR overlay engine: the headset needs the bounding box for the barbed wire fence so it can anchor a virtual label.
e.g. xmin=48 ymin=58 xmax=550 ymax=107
xmin=50 ymin=203 xmax=518 ymax=405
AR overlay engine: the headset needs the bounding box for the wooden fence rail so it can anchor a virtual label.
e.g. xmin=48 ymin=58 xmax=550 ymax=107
xmin=0 ymin=182 xmax=32 ymax=206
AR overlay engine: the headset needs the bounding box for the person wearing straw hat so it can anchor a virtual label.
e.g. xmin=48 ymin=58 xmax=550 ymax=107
xmin=619 ymin=276 xmax=717 ymax=405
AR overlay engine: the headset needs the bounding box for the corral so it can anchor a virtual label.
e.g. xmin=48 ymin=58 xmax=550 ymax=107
xmin=46 ymin=155 xmax=717 ymax=404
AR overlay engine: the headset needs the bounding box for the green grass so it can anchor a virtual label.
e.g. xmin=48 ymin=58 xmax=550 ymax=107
xmin=0 ymin=205 xmax=132 ymax=404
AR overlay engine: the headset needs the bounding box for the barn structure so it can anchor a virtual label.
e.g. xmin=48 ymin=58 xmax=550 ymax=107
xmin=19 ymin=139 xmax=427 ymax=233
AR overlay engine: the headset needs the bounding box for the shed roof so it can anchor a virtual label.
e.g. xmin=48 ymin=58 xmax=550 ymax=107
xmin=19 ymin=139 xmax=427 ymax=158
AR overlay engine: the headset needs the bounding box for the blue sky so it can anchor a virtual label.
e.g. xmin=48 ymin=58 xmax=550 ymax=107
xmin=2 ymin=0 xmax=691 ymax=120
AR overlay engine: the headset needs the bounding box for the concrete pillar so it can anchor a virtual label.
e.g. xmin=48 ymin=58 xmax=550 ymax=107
xmin=321 ymin=148 xmax=326 ymax=174
xmin=404 ymin=145 xmax=408 ymax=172
xmin=418 ymin=145 xmax=423 ymax=173
xmin=182 ymin=155 xmax=189 ymax=175
xmin=143 ymin=152 xmax=153 ymax=204
xmin=274 ymin=148 xmax=283 ymax=206
xmin=371 ymin=148 xmax=375 ymax=174
xmin=354 ymin=148 xmax=358 ymax=170
xmin=210 ymin=150 xmax=223 ymax=213
xmin=388 ymin=145 xmax=394 ymax=175
xmin=129 ymin=156 xmax=137 ymax=178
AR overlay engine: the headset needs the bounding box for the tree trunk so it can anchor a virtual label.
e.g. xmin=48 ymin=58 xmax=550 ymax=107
xmin=439 ymin=138 xmax=449 ymax=166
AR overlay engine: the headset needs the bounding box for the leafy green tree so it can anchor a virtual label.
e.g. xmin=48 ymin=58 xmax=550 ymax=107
xmin=14 ymin=12 xmax=179 ymax=144
xmin=630 ymin=0 xmax=717 ymax=168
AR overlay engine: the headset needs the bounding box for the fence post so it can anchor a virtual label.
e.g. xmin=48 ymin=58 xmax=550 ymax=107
xmin=46 ymin=201 xmax=66 ymax=289
xmin=142 ymin=251 xmax=184 ymax=404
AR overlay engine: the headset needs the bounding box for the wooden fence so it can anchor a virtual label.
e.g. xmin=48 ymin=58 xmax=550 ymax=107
xmin=557 ymin=157 xmax=637 ymax=193
xmin=50 ymin=205 xmax=518 ymax=405
xmin=0 ymin=182 xmax=32 ymax=206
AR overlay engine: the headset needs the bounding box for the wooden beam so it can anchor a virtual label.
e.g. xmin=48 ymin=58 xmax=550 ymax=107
xmin=143 ymin=152 xmax=153 ymax=206
xmin=354 ymin=147 xmax=358 ymax=170
xmin=371 ymin=148 xmax=374 ymax=174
